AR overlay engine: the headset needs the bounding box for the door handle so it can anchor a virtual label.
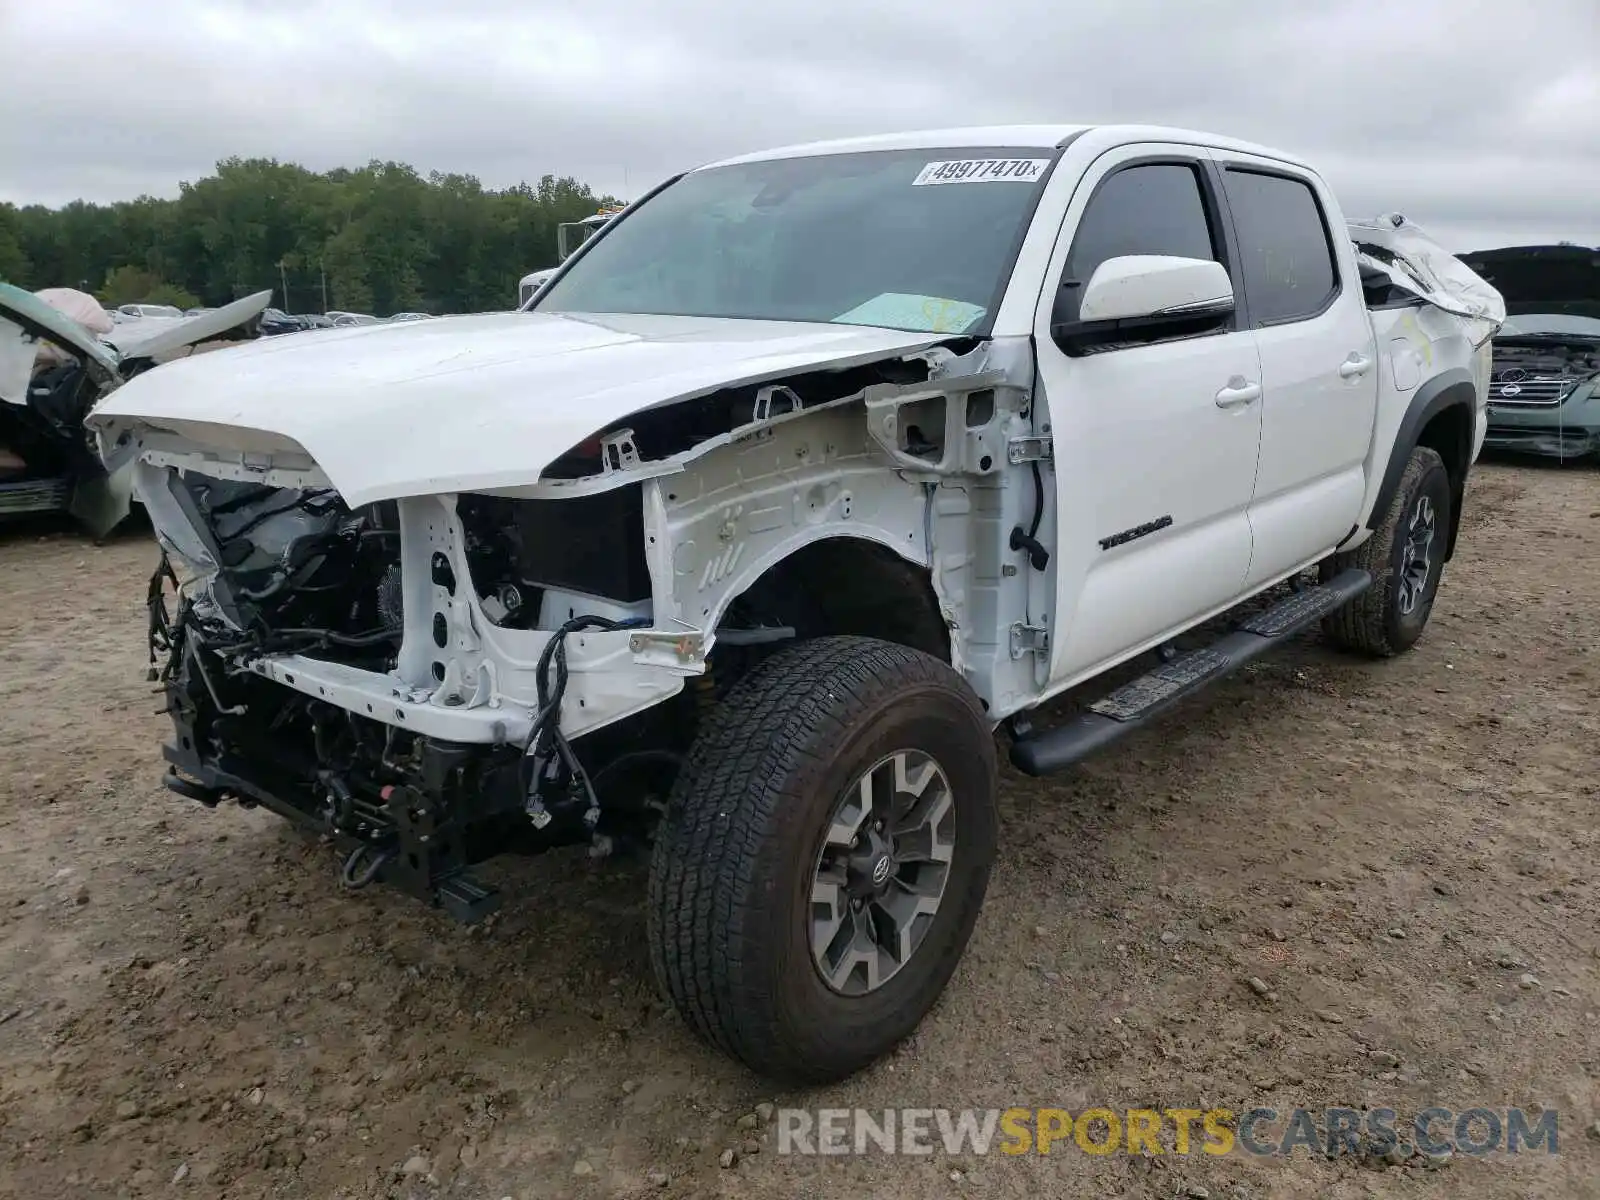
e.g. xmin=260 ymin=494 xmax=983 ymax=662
xmin=1339 ymin=353 xmax=1373 ymax=379
xmin=1214 ymin=379 xmax=1262 ymax=409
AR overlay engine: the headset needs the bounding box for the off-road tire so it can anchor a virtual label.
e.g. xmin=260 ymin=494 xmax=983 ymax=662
xmin=647 ymin=635 xmax=997 ymax=1083
xmin=1322 ymin=445 xmax=1452 ymax=657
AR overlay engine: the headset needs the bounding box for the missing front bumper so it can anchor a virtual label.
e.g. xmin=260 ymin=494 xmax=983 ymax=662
xmin=160 ymin=733 xmax=517 ymax=924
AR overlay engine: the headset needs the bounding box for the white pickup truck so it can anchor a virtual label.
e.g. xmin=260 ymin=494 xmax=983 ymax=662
xmin=89 ymin=124 xmax=1499 ymax=1085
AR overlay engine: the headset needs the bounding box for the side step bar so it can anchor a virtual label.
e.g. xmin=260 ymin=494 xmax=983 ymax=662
xmin=1009 ymin=568 xmax=1372 ymax=777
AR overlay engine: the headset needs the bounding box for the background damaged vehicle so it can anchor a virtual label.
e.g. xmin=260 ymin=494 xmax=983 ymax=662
xmin=89 ymin=125 xmax=1500 ymax=1084
xmin=1459 ymin=243 xmax=1600 ymax=461
xmin=0 ymin=286 xmax=271 ymax=533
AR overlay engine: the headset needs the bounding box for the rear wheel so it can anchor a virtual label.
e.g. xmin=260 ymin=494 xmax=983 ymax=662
xmin=1323 ymin=445 xmax=1452 ymax=657
xmin=647 ymin=636 xmax=997 ymax=1083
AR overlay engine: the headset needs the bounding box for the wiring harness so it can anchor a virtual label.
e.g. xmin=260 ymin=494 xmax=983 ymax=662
xmin=520 ymin=614 xmax=652 ymax=830
xmin=1009 ymin=459 xmax=1052 ymax=571
xmin=145 ymin=553 xmax=182 ymax=682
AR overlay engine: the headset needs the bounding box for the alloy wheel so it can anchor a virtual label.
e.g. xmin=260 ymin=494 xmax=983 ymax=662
xmin=1397 ymin=493 xmax=1436 ymax=616
xmin=808 ymin=750 xmax=956 ymax=996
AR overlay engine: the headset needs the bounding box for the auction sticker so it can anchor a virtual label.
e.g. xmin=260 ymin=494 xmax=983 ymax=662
xmin=912 ymin=158 xmax=1050 ymax=185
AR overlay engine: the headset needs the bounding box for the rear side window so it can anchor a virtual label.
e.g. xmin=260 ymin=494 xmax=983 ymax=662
xmin=1065 ymin=162 xmax=1219 ymax=287
xmin=1222 ymin=169 xmax=1338 ymax=325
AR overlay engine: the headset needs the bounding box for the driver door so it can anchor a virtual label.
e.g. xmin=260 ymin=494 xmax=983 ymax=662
xmin=1035 ymin=146 xmax=1264 ymax=686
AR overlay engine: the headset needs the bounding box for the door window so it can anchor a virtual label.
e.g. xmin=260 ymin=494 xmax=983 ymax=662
xmin=1221 ymin=169 xmax=1339 ymax=325
xmin=1065 ymin=162 xmax=1220 ymax=287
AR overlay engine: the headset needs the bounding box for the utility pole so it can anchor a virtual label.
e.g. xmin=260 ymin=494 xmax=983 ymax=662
xmin=278 ymin=260 xmax=290 ymax=311
xmin=321 ymin=261 xmax=329 ymax=313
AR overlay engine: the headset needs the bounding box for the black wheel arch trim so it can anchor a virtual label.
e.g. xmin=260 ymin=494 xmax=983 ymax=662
xmin=1367 ymin=367 xmax=1477 ymax=560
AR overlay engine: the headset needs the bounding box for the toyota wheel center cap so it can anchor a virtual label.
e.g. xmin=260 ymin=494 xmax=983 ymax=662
xmin=870 ymin=855 xmax=893 ymax=887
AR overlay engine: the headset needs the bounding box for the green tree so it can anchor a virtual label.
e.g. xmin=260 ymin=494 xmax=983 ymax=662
xmin=9 ymin=157 xmax=610 ymax=315
xmin=0 ymin=204 xmax=30 ymax=282
xmin=101 ymin=265 xmax=199 ymax=310
xmin=322 ymin=224 xmax=374 ymax=313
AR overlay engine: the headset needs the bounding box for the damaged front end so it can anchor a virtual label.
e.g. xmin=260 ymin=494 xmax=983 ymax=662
xmin=140 ymin=462 xmax=691 ymax=923
xmin=93 ymin=132 xmax=1071 ymax=920
xmin=118 ymin=316 xmax=1036 ymax=922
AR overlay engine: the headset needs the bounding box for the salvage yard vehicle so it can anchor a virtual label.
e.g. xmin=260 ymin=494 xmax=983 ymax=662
xmin=0 ymin=286 xmax=271 ymax=533
xmin=91 ymin=125 xmax=1501 ymax=1084
xmin=518 ymin=205 xmax=628 ymax=306
xmin=115 ymin=302 xmax=185 ymax=321
xmin=257 ymin=308 xmax=308 ymax=336
xmin=516 ymin=270 xmax=553 ymax=308
xmin=1459 ymin=244 xmax=1600 ymax=461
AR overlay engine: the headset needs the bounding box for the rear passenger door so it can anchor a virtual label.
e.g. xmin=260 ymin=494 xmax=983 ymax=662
xmin=1213 ymin=157 xmax=1380 ymax=586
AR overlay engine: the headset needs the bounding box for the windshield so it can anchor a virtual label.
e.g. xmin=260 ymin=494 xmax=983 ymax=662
xmin=1499 ymin=313 xmax=1600 ymax=339
xmin=533 ymin=147 xmax=1058 ymax=335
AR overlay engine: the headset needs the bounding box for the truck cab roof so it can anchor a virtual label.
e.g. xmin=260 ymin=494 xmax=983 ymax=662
xmin=700 ymin=124 xmax=1313 ymax=172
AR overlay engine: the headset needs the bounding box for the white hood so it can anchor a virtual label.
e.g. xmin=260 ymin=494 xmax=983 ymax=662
xmin=88 ymin=311 xmax=945 ymax=507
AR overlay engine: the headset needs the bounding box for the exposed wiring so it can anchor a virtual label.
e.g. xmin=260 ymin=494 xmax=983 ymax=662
xmin=1029 ymin=461 xmax=1045 ymax=542
xmin=1009 ymin=460 xmax=1051 ymax=570
xmin=213 ymin=492 xmax=312 ymax=543
xmin=519 ymin=614 xmax=652 ymax=827
xmin=186 ymin=637 xmax=246 ymax=715
xmin=258 ymin=625 xmax=402 ymax=650
xmin=341 ymin=844 xmax=391 ymax=889
xmin=145 ymin=553 xmax=180 ymax=681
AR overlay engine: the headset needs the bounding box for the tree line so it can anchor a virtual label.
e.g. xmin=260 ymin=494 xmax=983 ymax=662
xmin=0 ymin=158 xmax=616 ymax=316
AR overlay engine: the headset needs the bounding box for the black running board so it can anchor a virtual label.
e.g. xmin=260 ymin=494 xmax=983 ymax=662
xmin=1009 ymin=568 xmax=1372 ymax=777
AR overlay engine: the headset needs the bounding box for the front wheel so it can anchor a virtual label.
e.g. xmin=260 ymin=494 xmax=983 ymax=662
xmin=1323 ymin=445 xmax=1452 ymax=657
xmin=647 ymin=636 xmax=997 ymax=1084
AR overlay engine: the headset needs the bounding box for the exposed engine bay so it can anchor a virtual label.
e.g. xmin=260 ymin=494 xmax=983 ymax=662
xmin=1487 ymin=340 xmax=1600 ymax=406
xmin=145 ymin=476 xmax=704 ymax=920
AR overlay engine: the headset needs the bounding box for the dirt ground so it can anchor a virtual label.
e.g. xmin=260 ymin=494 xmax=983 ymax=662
xmin=0 ymin=459 xmax=1596 ymax=1200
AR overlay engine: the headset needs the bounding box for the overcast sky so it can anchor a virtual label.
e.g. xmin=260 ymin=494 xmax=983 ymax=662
xmin=4 ymin=0 xmax=1598 ymax=250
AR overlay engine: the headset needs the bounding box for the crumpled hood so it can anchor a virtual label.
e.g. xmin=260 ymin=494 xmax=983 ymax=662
xmin=1458 ymin=244 xmax=1600 ymax=320
xmin=104 ymin=290 xmax=272 ymax=362
xmin=88 ymin=311 xmax=945 ymax=507
xmin=1348 ymin=215 xmax=1505 ymax=346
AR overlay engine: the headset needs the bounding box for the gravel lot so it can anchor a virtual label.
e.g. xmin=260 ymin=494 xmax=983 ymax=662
xmin=0 ymin=460 xmax=1596 ymax=1200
